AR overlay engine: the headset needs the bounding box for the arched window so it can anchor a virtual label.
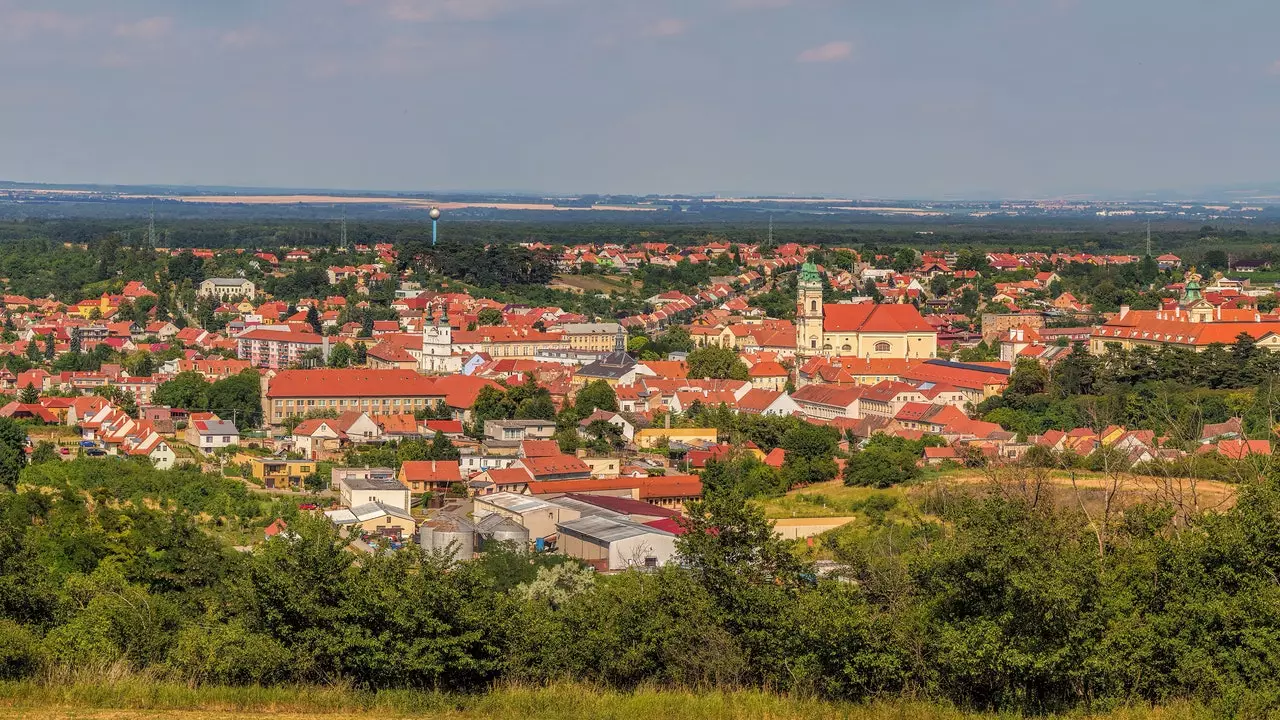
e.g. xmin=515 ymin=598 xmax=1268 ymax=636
xmin=841 ymin=344 xmax=851 ymax=352
xmin=810 ymin=300 xmax=817 ymax=313
xmin=874 ymin=341 xmax=892 ymax=353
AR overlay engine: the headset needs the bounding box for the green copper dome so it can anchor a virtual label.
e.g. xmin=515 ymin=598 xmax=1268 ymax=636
xmin=799 ymin=261 xmax=821 ymax=283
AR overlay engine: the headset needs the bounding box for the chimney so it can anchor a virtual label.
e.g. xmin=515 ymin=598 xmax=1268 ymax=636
xmin=1216 ymin=305 xmax=1221 ymax=321
xmin=1118 ymin=305 xmax=1130 ymax=319
xmin=1175 ymin=306 xmax=1180 ymax=318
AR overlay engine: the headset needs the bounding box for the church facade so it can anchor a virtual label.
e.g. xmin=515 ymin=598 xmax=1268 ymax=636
xmin=421 ymin=308 xmax=463 ymax=374
xmin=795 ymin=262 xmax=938 ymax=359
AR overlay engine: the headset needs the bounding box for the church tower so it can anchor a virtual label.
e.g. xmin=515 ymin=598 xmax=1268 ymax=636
xmin=796 ymin=261 xmax=824 ymax=355
xmin=421 ymin=304 xmax=454 ymax=373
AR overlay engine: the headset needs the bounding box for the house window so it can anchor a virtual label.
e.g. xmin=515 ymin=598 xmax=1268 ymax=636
xmin=810 ymin=300 xmax=817 ymax=313
xmin=810 ymin=338 xmax=817 ymax=349
xmin=874 ymin=341 xmax=892 ymax=353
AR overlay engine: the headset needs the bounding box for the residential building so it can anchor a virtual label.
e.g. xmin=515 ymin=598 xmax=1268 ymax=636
xmin=236 ymin=325 xmax=326 ymax=369
xmin=634 ymin=427 xmax=718 ymax=450
xmin=398 ymin=460 xmax=463 ymax=495
xmin=199 ymin=277 xmax=256 ymax=300
xmin=791 ymin=384 xmax=863 ymax=420
xmin=334 ymin=467 xmax=410 ymax=512
xmin=261 ymin=369 xmax=495 ymax=426
xmin=325 ymin=503 xmax=416 ymax=540
xmin=559 ymin=322 xmax=626 ymax=352
xmin=185 ymin=416 xmax=240 ymax=453
xmin=237 ymin=456 xmax=317 ymax=489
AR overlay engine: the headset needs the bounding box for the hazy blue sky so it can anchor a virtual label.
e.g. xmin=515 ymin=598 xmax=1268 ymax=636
xmin=2 ymin=0 xmax=1278 ymax=198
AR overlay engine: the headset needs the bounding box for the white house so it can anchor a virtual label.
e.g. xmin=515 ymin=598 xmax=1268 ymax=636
xmin=335 ymin=469 xmax=411 ymax=512
xmin=185 ymin=416 xmax=241 ymax=453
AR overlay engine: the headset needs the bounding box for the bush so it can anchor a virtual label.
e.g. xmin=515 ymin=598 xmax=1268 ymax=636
xmin=168 ymin=622 xmax=295 ymax=686
xmin=0 ymin=619 xmax=44 ymax=680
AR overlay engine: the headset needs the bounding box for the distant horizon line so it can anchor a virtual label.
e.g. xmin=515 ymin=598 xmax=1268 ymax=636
xmin=2 ymin=178 xmax=1278 ymax=205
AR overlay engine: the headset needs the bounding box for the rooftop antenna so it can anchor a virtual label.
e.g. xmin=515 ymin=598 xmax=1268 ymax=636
xmin=147 ymin=203 xmax=157 ymax=249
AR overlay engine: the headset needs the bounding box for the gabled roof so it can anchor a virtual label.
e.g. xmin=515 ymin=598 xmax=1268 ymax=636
xmin=823 ymin=303 xmax=934 ymax=333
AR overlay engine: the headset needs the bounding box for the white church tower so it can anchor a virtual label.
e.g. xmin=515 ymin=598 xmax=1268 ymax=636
xmin=421 ymin=304 xmax=461 ymax=373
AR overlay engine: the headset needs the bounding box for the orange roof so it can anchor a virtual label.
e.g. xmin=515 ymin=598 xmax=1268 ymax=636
xmin=823 ymin=303 xmax=933 ymax=333
xmin=520 ymin=455 xmax=592 ymax=478
xmin=520 ymin=440 xmax=562 ymax=458
xmin=747 ymin=360 xmax=788 ymax=378
xmin=640 ymin=360 xmax=689 ymax=379
xmin=266 ymin=369 xmax=432 ymax=398
xmin=399 ymin=460 xmax=462 ymax=483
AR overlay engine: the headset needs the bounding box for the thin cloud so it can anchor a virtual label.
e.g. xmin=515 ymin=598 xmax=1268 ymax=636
xmin=114 ymin=16 xmax=173 ymax=40
xmin=644 ymin=18 xmax=690 ymax=38
xmin=385 ymin=0 xmax=566 ymax=22
xmin=726 ymin=0 xmax=795 ymax=9
xmin=221 ymin=26 xmax=271 ymax=49
xmin=796 ymin=40 xmax=853 ymax=63
xmin=1268 ymin=59 xmax=1280 ymax=76
xmin=0 ymin=9 xmax=87 ymax=39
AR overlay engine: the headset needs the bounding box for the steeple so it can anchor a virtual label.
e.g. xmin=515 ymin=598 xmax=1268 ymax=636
xmin=1182 ymin=267 xmax=1203 ymax=304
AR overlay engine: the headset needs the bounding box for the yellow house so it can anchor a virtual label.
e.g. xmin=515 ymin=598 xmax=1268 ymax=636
xmin=73 ymin=294 xmax=115 ymax=319
xmin=235 ymin=454 xmax=316 ymax=489
xmin=635 ymin=427 xmax=718 ymax=450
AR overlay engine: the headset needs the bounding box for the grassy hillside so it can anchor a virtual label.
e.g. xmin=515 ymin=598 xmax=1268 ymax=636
xmin=0 ymin=681 xmax=1208 ymax=720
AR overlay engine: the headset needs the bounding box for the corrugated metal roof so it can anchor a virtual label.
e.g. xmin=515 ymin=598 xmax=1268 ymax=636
xmin=557 ymin=515 xmax=674 ymax=544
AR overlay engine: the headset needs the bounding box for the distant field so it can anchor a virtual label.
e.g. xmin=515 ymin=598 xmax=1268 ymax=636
xmin=120 ymin=194 xmax=658 ymax=213
xmin=550 ymin=274 xmax=636 ymax=295
xmin=762 ymin=467 xmax=1237 ymax=524
xmin=0 ymin=681 xmax=1206 ymax=720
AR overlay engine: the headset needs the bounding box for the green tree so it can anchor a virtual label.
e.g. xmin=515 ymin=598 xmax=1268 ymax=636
xmin=477 ymin=308 xmax=503 ymax=326
xmin=353 ymin=341 xmax=368 ymax=365
xmin=573 ymin=380 xmax=618 ymax=415
xmin=29 ymin=441 xmax=57 ymax=464
xmin=686 ymin=346 xmax=750 ymax=381
xmin=206 ymin=370 xmax=263 ymax=427
xmin=0 ymin=417 xmax=28 ymax=490
xmin=425 ymin=431 xmax=461 ymax=461
xmin=327 ymin=342 xmax=354 ymax=368
xmin=306 ymin=305 xmax=322 ymax=334
xmin=153 ymin=371 xmax=211 ymax=409
xmin=18 ymin=383 xmax=38 ymax=404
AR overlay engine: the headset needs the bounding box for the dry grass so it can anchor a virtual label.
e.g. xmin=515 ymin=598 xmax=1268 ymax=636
xmin=0 ymin=681 xmax=1212 ymax=720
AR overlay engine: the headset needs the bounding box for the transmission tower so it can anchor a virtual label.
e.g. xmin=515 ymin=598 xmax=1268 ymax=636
xmin=1145 ymin=219 xmax=1152 ymax=258
xmin=341 ymin=208 xmax=348 ymax=251
xmin=147 ymin=203 xmax=157 ymax=249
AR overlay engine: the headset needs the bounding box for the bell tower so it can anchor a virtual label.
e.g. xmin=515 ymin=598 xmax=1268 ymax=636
xmin=796 ymin=261 xmax=824 ymax=355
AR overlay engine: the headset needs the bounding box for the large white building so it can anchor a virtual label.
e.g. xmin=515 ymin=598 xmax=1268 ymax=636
xmin=421 ymin=307 xmax=463 ymax=374
xmin=199 ymin=278 xmax=256 ymax=301
xmin=795 ymin=262 xmax=937 ymax=359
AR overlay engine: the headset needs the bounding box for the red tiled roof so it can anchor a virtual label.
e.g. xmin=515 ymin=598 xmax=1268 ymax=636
xmin=400 ymin=460 xmax=462 ymax=483
xmin=823 ymin=303 xmax=934 ymax=333
xmin=519 ymin=455 xmax=591 ymax=478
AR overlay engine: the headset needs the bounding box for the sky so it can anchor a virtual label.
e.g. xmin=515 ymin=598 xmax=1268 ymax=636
xmin=1 ymin=0 xmax=1279 ymax=199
